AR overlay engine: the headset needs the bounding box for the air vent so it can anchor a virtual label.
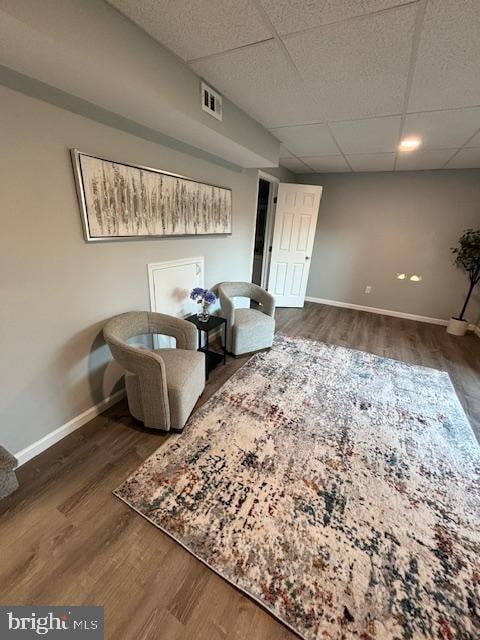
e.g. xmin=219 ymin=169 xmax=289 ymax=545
xmin=201 ymin=81 xmax=222 ymax=121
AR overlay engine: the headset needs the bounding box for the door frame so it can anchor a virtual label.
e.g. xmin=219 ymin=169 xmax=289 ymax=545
xmin=252 ymin=171 xmax=279 ymax=289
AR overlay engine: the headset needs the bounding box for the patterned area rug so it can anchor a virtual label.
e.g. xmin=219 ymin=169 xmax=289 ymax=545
xmin=115 ymin=335 xmax=480 ymax=639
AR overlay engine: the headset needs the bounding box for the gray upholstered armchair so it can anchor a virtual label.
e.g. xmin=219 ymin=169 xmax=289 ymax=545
xmin=217 ymin=282 xmax=275 ymax=356
xmin=103 ymin=312 xmax=205 ymax=431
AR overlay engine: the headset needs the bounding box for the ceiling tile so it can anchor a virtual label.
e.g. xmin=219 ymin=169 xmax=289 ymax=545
xmin=259 ymin=0 xmax=407 ymax=35
xmin=107 ymin=0 xmax=271 ymax=61
xmin=347 ymin=153 xmax=395 ymax=171
xmin=403 ymin=108 xmax=480 ymax=150
xmin=190 ymin=41 xmax=324 ymax=128
xmin=446 ymin=148 xmax=480 ymax=169
xmin=408 ymin=0 xmax=480 ymax=112
xmin=330 ymin=116 xmax=401 ymax=154
xmin=279 ymin=157 xmax=311 ymax=173
xmin=279 ymin=144 xmax=294 ymax=159
xmin=396 ymin=148 xmax=455 ymax=171
xmin=283 ymin=4 xmax=416 ymax=121
xmin=269 ymin=124 xmax=338 ymax=156
xmin=466 ymin=129 xmax=480 ymax=148
xmin=299 ymin=155 xmax=351 ymax=172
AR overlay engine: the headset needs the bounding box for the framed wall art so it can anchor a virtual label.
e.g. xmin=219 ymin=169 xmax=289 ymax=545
xmin=71 ymin=149 xmax=232 ymax=241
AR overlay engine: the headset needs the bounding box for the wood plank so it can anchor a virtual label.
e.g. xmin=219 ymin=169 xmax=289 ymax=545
xmin=0 ymin=303 xmax=478 ymax=639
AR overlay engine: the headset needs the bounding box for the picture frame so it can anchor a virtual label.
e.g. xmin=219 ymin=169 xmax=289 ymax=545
xmin=70 ymin=149 xmax=232 ymax=242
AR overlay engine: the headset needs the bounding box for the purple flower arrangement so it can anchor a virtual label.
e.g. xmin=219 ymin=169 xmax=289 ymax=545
xmin=190 ymin=287 xmax=217 ymax=305
xmin=190 ymin=287 xmax=217 ymax=322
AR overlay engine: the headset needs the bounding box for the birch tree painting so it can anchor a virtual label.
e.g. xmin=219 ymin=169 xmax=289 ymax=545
xmin=73 ymin=151 xmax=232 ymax=240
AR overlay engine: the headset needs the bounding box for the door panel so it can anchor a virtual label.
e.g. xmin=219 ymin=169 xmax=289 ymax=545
xmin=291 ymin=262 xmax=305 ymax=296
xmin=279 ymin=213 xmax=294 ymax=251
xmin=267 ymin=183 xmax=322 ymax=307
xmin=273 ymin=262 xmax=288 ymax=295
xmin=296 ymin=214 xmax=311 ymax=251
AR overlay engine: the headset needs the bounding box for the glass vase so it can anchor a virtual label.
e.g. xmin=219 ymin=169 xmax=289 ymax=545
xmin=197 ymin=302 xmax=210 ymax=322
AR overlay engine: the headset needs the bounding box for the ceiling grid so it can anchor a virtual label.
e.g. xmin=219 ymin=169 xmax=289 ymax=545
xmin=108 ymin=0 xmax=480 ymax=172
xmin=392 ymin=0 xmax=428 ymax=170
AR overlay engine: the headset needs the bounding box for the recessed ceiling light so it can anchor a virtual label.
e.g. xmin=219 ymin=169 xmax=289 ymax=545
xmin=399 ymin=137 xmax=422 ymax=152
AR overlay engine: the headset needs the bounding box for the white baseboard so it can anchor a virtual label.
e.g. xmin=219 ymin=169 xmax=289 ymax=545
xmin=14 ymin=389 xmax=126 ymax=467
xmin=11 ymin=308 xmax=480 ymax=469
xmin=305 ymin=296 xmax=480 ymax=336
xmin=304 ymin=296 xmax=449 ymax=325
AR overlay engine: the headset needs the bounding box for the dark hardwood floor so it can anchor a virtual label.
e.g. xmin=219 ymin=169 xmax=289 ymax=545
xmin=1 ymin=303 xmax=479 ymax=639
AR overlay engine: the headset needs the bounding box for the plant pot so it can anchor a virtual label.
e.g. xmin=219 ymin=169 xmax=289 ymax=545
xmin=446 ymin=317 xmax=469 ymax=336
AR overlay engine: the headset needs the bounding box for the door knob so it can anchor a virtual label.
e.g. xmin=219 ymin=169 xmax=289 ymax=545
xmin=305 ymin=256 xmax=311 ymax=261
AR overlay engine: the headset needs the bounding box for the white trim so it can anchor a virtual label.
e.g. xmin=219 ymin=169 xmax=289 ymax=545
xmin=261 ymin=181 xmax=278 ymax=289
xmin=305 ymin=296 xmax=480 ymax=333
xmin=251 ymin=173 xmax=279 ymax=289
xmin=148 ymin=256 xmax=205 ymax=348
xmin=147 ymin=256 xmax=204 ymax=315
xmin=257 ymin=170 xmax=280 ymax=184
xmin=14 ymin=390 xmax=126 ymax=467
xmin=305 ymin=296 xmax=449 ymax=325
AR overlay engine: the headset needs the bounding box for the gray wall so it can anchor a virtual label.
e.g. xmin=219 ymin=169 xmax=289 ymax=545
xmin=3 ymin=80 xmax=477 ymax=457
xmin=299 ymin=171 xmax=480 ymax=322
xmin=0 ymin=0 xmax=279 ymax=168
xmin=0 ymin=85 xmax=266 ymax=455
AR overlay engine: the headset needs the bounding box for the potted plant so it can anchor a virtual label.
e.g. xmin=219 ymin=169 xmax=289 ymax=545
xmin=447 ymin=229 xmax=480 ymax=336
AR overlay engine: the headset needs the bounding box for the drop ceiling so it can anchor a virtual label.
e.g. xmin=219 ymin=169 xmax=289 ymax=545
xmin=108 ymin=0 xmax=480 ymax=173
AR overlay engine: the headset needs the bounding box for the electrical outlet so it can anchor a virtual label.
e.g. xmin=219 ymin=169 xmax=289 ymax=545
xmin=364 ymin=285 xmax=372 ymax=294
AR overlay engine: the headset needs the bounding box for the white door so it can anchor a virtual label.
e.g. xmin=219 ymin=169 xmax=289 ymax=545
xmin=267 ymin=183 xmax=322 ymax=307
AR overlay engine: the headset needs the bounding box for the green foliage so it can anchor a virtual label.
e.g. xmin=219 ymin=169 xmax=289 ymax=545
xmin=452 ymin=229 xmax=480 ymax=284
xmin=451 ymin=229 xmax=480 ymax=320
